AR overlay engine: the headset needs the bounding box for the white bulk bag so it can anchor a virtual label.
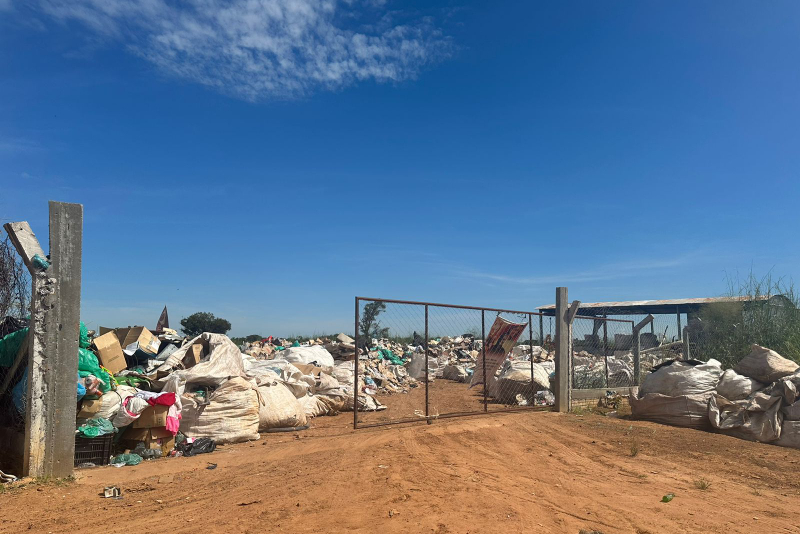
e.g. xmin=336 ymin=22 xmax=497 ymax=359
xmin=639 ymin=359 xmax=722 ymax=397
xmin=281 ymin=345 xmax=335 ymax=368
xmin=716 ymin=369 xmax=764 ymax=401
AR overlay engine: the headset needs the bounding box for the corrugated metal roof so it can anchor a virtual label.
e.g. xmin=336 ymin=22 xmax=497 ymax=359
xmin=537 ymin=295 xmax=778 ymax=313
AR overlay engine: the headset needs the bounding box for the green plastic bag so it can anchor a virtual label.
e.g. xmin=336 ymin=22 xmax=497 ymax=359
xmin=112 ymin=453 xmax=142 ymax=466
xmin=79 ymin=321 xmax=90 ymax=349
xmin=78 ymin=348 xmax=112 ymax=393
xmin=77 ymin=417 xmax=115 ymax=438
xmin=377 ymin=348 xmax=405 ymax=366
xmin=0 ymin=327 xmax=28 ymax=368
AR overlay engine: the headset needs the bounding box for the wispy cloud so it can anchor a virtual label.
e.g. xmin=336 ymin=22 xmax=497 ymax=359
xmin=0 ymin=137 xmax=44 ymax=154
xmin=33 ymin=0 xmax=451 ymax=101
xmin=449 ymin=256 xmax=698 ymax=287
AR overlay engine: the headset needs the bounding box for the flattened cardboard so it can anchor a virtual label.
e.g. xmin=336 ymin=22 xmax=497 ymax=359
xmin=294 ymin=363 xmax=324 ymax=376
xmin=77 ymin=399 xmax=101 ymax=418
xmin=92 ymin=331 xmax=127 ymax=374
xmin=133 ymin=404 xmax=169 ymax=428
xmin=182 ymin=343 xmax=204 ymax=369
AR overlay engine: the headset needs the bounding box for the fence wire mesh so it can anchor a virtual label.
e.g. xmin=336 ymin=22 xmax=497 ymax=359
xmin=570 ymin=316 xmax=636 ymax=389
xmin=354 ymin=298 xmax=553 ymax=428
xmin=0 ymin=236 xmax=30 ymax=434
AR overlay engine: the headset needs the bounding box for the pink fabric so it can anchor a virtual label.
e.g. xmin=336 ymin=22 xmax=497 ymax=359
xmin=165 ymin=404 xmax=181 ymax=435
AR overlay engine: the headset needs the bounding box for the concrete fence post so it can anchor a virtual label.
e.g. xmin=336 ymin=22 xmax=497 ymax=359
xmin=5 ymin=201 xmax=82 ymax=478
xmin=554 ymin=287 xmax=574 ymax=412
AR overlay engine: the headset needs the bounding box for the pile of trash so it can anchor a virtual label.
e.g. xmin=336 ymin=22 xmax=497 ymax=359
xmin=0 ymin=317 xmax=566 ymax=472
xmin=630 ymin=344 xmax=800 ymax=449
xmin=354 ymin=335 xmax=557 ymax=407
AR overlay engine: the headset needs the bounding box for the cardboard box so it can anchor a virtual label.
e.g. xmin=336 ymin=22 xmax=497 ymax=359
xmin=182 ymin=343 xmax=205 ymax=369
xmin=92 ymin=331 xmax=127 ymax=374
xmin=123 ymin=426 xmax=175 ymax=454
xmin=133 ymin=404 xmax=169 ymax=428
xmin=77 ymin=399 xmax=101 ymax=418
xmin=115 ymin=326 xmax=161 ymax=356
xmin=98 ymin=326 xmax=114 ymax=336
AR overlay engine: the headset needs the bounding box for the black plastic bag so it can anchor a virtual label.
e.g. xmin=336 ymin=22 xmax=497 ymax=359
xmin=179 ymin=437 xmax=217 ymax=457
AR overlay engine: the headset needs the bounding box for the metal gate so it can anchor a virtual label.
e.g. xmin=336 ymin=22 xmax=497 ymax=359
xmin=353 ymin=297 xmax=553 ymax=428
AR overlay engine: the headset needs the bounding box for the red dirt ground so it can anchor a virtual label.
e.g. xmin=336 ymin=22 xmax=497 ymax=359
xmin=2 ymin=404 xmax=800 ymax=534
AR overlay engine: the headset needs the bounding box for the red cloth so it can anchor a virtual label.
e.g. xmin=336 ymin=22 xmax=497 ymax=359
xmin=146 ymin=392 xmax=176 ymax=406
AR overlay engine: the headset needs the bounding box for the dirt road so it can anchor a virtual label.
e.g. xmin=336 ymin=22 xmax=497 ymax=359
xmin=2 ymin=410 xmax=799 ymax=534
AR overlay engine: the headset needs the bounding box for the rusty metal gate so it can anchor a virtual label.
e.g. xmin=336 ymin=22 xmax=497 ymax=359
xmin=353 ymin=297 xmax=554 ymax=428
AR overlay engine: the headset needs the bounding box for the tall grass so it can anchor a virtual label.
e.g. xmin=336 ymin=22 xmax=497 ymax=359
xmin=696 ymin=271 xmax=800 ymax=367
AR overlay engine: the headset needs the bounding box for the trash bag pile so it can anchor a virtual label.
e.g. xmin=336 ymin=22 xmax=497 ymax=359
xmin=630 ymin=344 xmax=800 ymax=449
xmin=0 ymin=318 xmax=562 ymax=471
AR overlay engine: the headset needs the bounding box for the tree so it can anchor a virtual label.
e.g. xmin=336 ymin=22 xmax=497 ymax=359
xmin=359 ymin=301 xmax=388 ymax=346
xmin=230 ymin=334 xmax=264 ymax=345
xmin=180 ymin=312 xmax=232 ymax=337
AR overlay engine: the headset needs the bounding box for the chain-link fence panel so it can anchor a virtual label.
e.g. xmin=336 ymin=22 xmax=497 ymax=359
xmin=483 ymin=311 xmax=554 ymax=412
xmin=426 ymin=305 xmax=484 ymax=417
xmin=571 ymin=316 xmax=636 ymax=389
xmin=354 ymin=299 xmax=426 ymax=427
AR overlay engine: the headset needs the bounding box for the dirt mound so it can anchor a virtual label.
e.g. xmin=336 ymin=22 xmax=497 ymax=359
xmin=1 ymin=411 xmax=799 ymax=533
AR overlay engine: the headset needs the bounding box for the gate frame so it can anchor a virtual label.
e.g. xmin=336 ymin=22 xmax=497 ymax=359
xmin=353 ymin=296 xmax=553 ymax=429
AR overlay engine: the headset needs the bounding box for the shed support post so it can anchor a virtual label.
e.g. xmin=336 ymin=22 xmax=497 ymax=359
xmin=631 ymin=314 xmax=654 ymax=386
xmin=682 ymin=326 xmax=690 ymax=360
xmin=539 ymin=313 xmax=544 ymax=346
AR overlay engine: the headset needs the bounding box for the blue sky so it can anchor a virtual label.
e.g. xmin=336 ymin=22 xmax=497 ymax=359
xmin=1 ymin=1 xmax=799 ymax=337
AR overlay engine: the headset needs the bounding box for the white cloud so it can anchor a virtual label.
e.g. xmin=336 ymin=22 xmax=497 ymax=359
xmin=35 ymin=0 xmax=451 ymax=100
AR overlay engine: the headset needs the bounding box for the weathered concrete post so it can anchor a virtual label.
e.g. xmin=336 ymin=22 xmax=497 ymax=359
xmin=5 ymin=201 xmax=82 ymax=478
xmin=44 ymin=201 xmax=82 ymax=477
xmin=554 ymin=287 xmax=570 ymax=412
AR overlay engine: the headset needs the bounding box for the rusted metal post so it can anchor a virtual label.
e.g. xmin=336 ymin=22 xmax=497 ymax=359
xmin=424 ymin=305 xmax=430 ymax=424
xmin=353 ymin=297 xmax=359 ymax=429
xmin=603 ymin=315 xmax=609 ymax=387
xmin=528 ymin=314 xmax=534 ymax=405
xmin=482 ymin=309 xmax=487 ymax=413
